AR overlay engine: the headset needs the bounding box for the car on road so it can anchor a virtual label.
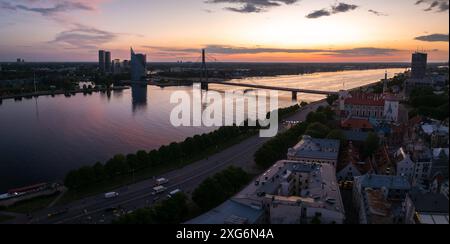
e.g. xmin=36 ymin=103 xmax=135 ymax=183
xmin=167 ymin=189 xmax=182 ymax=198
xmin=104 ymin=192 xmax=119 ymax=199
xmin=48 ymin=208 xmax=69 ymax=218
xmin=155 ymin=178 xmax=169 ymax=186
xmin=152 ymin=186 xmax=167 ymax=195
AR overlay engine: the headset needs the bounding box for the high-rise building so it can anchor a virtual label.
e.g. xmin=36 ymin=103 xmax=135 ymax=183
xmin=98 ymin=50 xmax=106 ymax=72
xmin=131 ymin=47 xmax=147 ymax=82
xmin=112 ymin=59 xmax=121 ymax=74
xmin=105 ymin=51 xmax=112 ymax=73
xmin=405 ymin=52 xmax=432 ymax=95
xmin=411 ymin=52 xmax=427 ymax=79
xmin=122 ymin=60 xmax=130 ymax=69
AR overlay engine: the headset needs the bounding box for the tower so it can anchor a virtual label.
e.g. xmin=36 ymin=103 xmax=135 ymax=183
xmin=383 ymin=70 xmax=388 ymax=94
xmin=131 ymin=47 xmax=147 ymax=82
xmin=98 ymin=50 xmax=105 ymax=73
xmin=200 ymin=49 xmax=208 ymax=90
xmin=105 ymin=51 xmax=112 ymax=73
xmin=411 ymin=52 xmax=427 ymax=79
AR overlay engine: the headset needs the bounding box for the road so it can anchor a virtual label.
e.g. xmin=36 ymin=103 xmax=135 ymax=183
xmin=24 ymin=100 xmax=327 ymax=224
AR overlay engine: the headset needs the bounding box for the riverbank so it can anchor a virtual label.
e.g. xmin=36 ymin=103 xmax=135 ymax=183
xmin=0 ymin=68 xmax=404 ymax=194
xmin=0 ymin=86 xmax=129 ymax=101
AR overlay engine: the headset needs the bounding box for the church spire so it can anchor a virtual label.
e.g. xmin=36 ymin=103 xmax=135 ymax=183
xmin=383 ymin=70 xmax=388 ymax=94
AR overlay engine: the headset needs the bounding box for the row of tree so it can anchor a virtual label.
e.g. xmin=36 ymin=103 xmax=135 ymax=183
xmin=113 ymin=166 xmax=251 ymax=224
xmin=64 ymin=126 xmax=254 ymax=190
xmin=409 ymin=87 xmax=449 ymax=121
xmin=64 ymin=104 xmax=301 ymax=190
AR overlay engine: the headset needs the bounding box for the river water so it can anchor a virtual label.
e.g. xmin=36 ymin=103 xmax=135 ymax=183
xmin=0 ymin=68 xmax=405 ymax=192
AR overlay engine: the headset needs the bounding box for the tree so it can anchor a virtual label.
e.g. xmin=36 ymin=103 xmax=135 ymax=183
xmin=192 ymin=167 xmax=250 ymax=212
xmin=114 ymin=193 xmax=190 ymax=224
xmin=192 ymin=177 xmax=223 ymax=211
xmin=93 ymin=162 xmax=106 ymax=181
xmin=305 ymin=122 xmax=330 ymax=139
xmin=326 ymin=94 xmax=339 ymax=106
xmin=326 ymin=129 xmax=346 ymax=144
xmin=310 ymin=212 xmax=324 ymax=224
xmin=152 ymin=193 xmax=189 ymax=224
xmin=300 ymin=101 xmax=309 ymax=108
xmin=306 ymin=112 xmax=327 ymax=124
xmin=364 ymin=132 xmax=380 ymax=158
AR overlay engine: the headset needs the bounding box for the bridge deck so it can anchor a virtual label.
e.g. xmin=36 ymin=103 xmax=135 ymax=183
xmin=207 ymin=81 xmax=337 ymax=96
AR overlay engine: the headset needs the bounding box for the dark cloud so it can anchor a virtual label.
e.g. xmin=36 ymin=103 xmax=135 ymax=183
xmin=0 ymin=0 xmax=95 ymax=16
xmin=331 ymin=3 xmax=358 ymax=13
xmin=306 ymin=9 xmax=331 ymax=18
xmin=368 ymin=9 xmax=388 ymax=16
xmin=415 ymin=33 xmax=449 ymax=42
xmin=50 ymin=25 xmax=117 ymax=49
xmin=331 ymin=47 xmax=400 ymax=57
xmin=415 ymin=0 xmax=449 ymax=12
xmin=206 ymin=0 xmax=299 ymax=13
xmin=306 ymin=2 xmax=358 ymax=19
xmin=144 ymin=45 xmax=402 ymax=57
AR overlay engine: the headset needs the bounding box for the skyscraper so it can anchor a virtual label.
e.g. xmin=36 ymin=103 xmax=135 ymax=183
xmin=98 ymin=50 xmax=106 ymax=73
xmin=411 ymin=52 xmax=427 ymax=79
xmin=112 ymin=59 xmax=121 ymax=74
xmin=131 ymin=47 xmax=147 ymax=82
xmin=105 ymin=51 xmax=112 ymax=73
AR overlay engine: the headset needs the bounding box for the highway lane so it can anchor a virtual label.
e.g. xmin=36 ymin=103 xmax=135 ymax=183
xmin=29 ymin=101 xmax=326 ymax=224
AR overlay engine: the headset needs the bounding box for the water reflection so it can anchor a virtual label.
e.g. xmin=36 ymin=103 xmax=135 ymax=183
xmin=0 ymin=68 xmax=405 ymax=192
xmin=131 ymin=83 xmax=148 ymax=112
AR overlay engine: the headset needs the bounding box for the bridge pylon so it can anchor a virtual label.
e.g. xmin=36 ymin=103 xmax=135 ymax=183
xmin=200 ymin=49 xmax=208 ymax=90
xmin=292 ymin=91 xmax=298 ymax=101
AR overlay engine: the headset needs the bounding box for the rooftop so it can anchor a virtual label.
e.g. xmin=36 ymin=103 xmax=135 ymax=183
xmin=417 ymin=214 xmax=449 ymax=224
xmin=433 ymin=148 xmax=449 ymax=159
xmin=421 ymin=123 xmax=449 ymax=136
xmin=337 ymin=143 xmax=372 ymax=174
xmin=365 ymin=188 xmax=391 ymax=217
xmin=343 ymin=130 xmax=370 ymax=142
xmin=356 ymin=174 xmax=411 ymax=190
xmin=185 ymin=199 xmax=264 ymax=225
xmin=410 ymin=192 xmax=449 ymax=214
xmin=341 ymin=118 xmax=373 ymax=130
xmin=344 ymin=92 xmax=385 ymax=106
xmin=288 ymin=136 xmax=340 ymax=161
xmin=237 ymin=160 xmax=345 ymax=214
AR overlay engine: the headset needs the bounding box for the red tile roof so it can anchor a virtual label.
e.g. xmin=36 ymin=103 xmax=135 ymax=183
xmin=337 ymin=143 xmax=373 ymax=173
xmin=341 ymin=118 xmax=373 ymax=130
xmin=345 ymin=93 xmax=385 ymax=106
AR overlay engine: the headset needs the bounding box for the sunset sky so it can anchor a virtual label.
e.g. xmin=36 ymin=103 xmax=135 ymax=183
xmin=0 ymin=0 xmax=448 ymax=62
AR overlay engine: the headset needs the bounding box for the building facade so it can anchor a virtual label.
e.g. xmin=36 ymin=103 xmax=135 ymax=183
xmin=131 ymin=48 xmax=147 ymax=82
xmin=394 ymin=147 xmax=415 ymax=181
xmin=98 ymin=50 xmax=105 ymax=73
xmin=287 ymin=136 xmax=340 ymax=168
xmin=411 ymin=52 xmax=427 ymax=80
xmin=339 ymin=92 xmax=400 ymax=123
xmin=105 ymin=51 xmax=111 ymax=73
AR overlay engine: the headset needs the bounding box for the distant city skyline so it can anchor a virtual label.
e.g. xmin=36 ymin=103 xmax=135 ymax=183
xmin=0 ymin=0 xmax=448 ymax=62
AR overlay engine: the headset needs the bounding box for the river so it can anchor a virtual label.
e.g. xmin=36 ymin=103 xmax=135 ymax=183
xmin=0 ymin=68 xmax=405 ymax=192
